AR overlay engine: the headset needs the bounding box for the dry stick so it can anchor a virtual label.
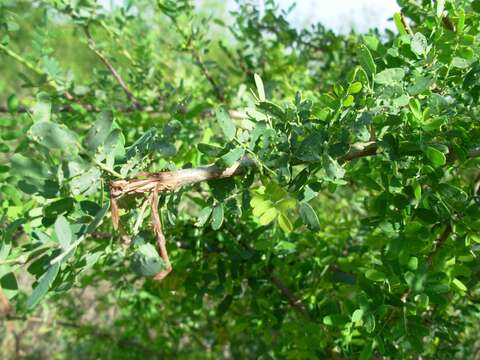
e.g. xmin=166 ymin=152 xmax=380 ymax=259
xmin=0 ymin=288 xmax=12 ymax=316
xmin=150 ymin=186 xmax=172 ymax=281
xmin=83 ymin=26 xmax=142 ymax=109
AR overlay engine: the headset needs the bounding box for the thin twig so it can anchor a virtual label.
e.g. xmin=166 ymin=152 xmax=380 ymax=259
xmin=426 ymin=224 xmax=453 ymax=266
xmin=402 ymin=223 xmax=453 ymax=303
xmin=400 ymin=13 xmax=412 ymax=35
xmin=0 ymin=44 xmax=77 ymax=104
xmin=83 ymin=26 xmax=142 ymax=109
xmin=0 ymin=288 xmax=12 ymax=316
xmin=150 ymin=186 xmax=172 ymax=281
xmin=271 ymin=274 xmax=310 ymax=318
xmin=189 ymin=47 xmax=225 ymax=102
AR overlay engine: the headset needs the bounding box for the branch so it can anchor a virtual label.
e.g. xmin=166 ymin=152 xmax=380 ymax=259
xmin=83 ymin=26 xmax=142 ymax=109
xmin=0 ymin=43 xmax=77 ymax=102
xmin=402 ymin=223 xmax=453 ymax=302
xmin=426 ymin=224 xmax=453 ymax=266
xmin=110 ymin=141 xmax=480 ymax=196
xmin=168 ymin=16 xmax=225 ymax=102
xmin=189 ymin=47 xmax=225 ymax=102
xmin=150 ymin=186 xmax=173 ymax=281
xmin=400 ymin=13 xmax=412 ymax=35
xmin=270 ymin=274 xmax=310 ymax=318
xmin=0 ymin=288 xmax=12 ymax=316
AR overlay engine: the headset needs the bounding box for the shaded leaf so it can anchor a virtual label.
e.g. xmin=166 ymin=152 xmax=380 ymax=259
xmin=26 ymin=263 xmax=60 ymax=309
xmin=216 ymin=107 xmax=236 ymax=141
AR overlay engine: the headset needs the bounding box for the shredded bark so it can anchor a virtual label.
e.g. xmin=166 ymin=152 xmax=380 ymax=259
xmin=0 ymin=288 xmax=12 ymax=317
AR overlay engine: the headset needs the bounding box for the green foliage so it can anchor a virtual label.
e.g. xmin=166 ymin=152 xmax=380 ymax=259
xmin=1 ymin=0 xmax=480 ymax=359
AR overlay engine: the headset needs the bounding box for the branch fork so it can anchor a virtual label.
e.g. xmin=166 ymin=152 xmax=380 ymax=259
xmin=110 ymin=176 xmax=178 ymax=281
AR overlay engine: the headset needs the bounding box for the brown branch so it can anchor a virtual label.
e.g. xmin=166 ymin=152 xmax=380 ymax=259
xmin=189 ymin=47 xmax=225 ymax=102
xmin=0 ymin=288 xmax=12 ymax=317
xmin=400 ymin=13 xmax=412 ymax=35
xmin=402 ymin=223 xmax=453 ymax=303
xmin=270 ymin=274 xmax=310 ymax=318
xmin=442 ymin=16 xmax=456 ymax=32
xmin=166 ymin=14 xmax=225 ymax=102
xmin=426 ymin=224 xmax=452 ymax=267
xmin=83 ymin=26 xmax=142 ymax=109
xmin=150 ymin=186 xmax=172 ymax=281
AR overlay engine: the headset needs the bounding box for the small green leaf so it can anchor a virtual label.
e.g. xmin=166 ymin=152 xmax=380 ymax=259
xmin=358 ymin=44 xmax=376 ymax=77
xmin=277 ymin=212 xmax=293 ymax=233
xmin=251 ymin=198 xmax=271 ymax=218
xmin=323 ymin=314 xmax=349 ymax=327
xmin=29 ymin=122 xmax=78 ymax=150
xmin=393 ymin=13 xmax=407 ymax=35
xmin=323 ymin=155 xmax=345 ymax=180
xmin=364 ymin=313 xmax=375 ymax=333
xmin=451 ymin=57 xmax=471 ymax=69
xmin=408 ymin=257 xmax=418 ymax=271
xmin=352 ymin=309 xmax=364 ymax=326
xmin=54 ymin=215 xmax=72 ymax=250
xmin=411 ymin=32 xmax=428 ymax=56
xmin=259 ymin=207 xmax=278 ymax=225
xmin=375 ymin=68 xmax=405 ymax=85
xmin=70 ymin=167 xmax=101 ymax=196
xmin=348 ymin=82 xmax=362 ymax=94
xmin=365 ymin=269 xmax=386 ymax=282
xmin=343 ymin=95 xmax=354 ymax=107
xmin=393 ymin=94 xmax=409 ymax=107
xmin=425 ymin=146 xmax=446 ymax=167
xmin=452 ymin=278 xmax=467 ymax=292
xmin=32 ymin=101 xmax=51 ymax=123
xmin=196 ymin=206 xmax=213 ymax=227
xmin=10 ymin=154 xmax=52 ymax=179
xmin=7 ymin=94 xmax=19 ymax=113
xmin=219 ymin=147 xmax=245 ymax=167
xmin=409 ymin=98 xmax=422 ymax=120
xmin=276 ymin=240 xmax=296 ymax=251
xmin=198 ymin=143 xmax=224 ymax=157
xmin=26 ymin=263 xmax=60 ymax=309
xmin=254 ymin=73 xmax=266 ymax=101
xmin=130 ymin=243 xmax=165 ymax=277
xmin=436 ymin=0 xmax=445 ymax=17
xmin=216 ymin=107 xmax=236 ymax=141
xmin=211 ymin=204 xmax=224 ymax=230
xmin=85 ymin=111 xmax=113 ymax=151
xmin=299 ymin=202 xmax=320 ymax=231
xmin=86 ymin=203 xmax=109 ymax=234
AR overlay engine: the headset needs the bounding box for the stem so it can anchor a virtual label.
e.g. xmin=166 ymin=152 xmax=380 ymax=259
xmin=169 ymin=17 xmax=225 ymax=102
xmin=83 ymin=26 xmax=142 ymax=109
xmin=50 ymin=236 xmax=85 ymax=265
xmin=271 ymin=273 xmax=310 ymax=318
xmin=0 ymin=44 xmax=78 ymax=103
